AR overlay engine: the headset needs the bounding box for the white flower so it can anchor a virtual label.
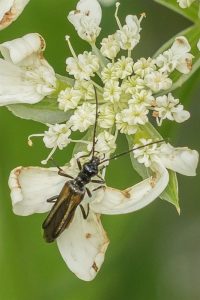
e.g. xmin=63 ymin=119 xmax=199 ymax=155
xmin=116 ymin=15 xmax=143 ymax=51
xmin=58 ymin=88 xmax=82 ymax=112
xmin=128 ymin=90 xmax=154 ymax=106
xmin=43 ymin=124 xmax=71 ymax=150
xmin=154 ymin=93 xmax=190 ymax=125
xmin=103 ymin=80 xmax=121 ymax=103
xmin=115 ymin=56 xmax=134 ymax=79
xmin=28 ymin=123 xmax=72 ymax=165
xmin=87 ymin=131 xmax=116 ymax=155
xmin=156 ymin=36 xmax=193 ymax=74
xmin=99 ymin=104 xmax=115 ymax=129
xmin=100 ymin=34 xmax=120 ymax=59
xmin=133 ymin=139 xmax=199 ymax=177
xmin=177 ymin=0 xmax=196 ymax=8
xmin=67 ymin=0 xmax=102 ymax=43
xmin=74 ymin=80 xmax=95 ymax=100
xmin=197 ymin=39 xmax=200 ymax=51
xmin=101 ymin=63 xmax=118 ymax=83
xmin=133 ymin=139 xmax=160 ymax=167
xmin=0 ymin=33 xmax=57 ymax=106
xmin=0 ymin=0 xmax=30 ymax=30
xmin=133 ymin=57 xmax=156 ymax=78
xmin=121 ymin=104 xmax=149 ymax=125
xmin=69 ymin=103 xmax=96 ymax=132
xmin=116 ymin=104 xmax=148 ymax=134
xmin=144 ymin=71 xmax=172 ymax=93
xmin=66 ymin=51 xmax=99 ymax=80
xmin=8 ymin=158 xmax=169 ymax=279
xmin=121 ymin=75 xmax=144 ymax=94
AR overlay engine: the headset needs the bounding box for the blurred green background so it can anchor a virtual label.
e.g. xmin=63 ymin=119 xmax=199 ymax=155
xmin=0 ymin=0 xmax=200 ymax=299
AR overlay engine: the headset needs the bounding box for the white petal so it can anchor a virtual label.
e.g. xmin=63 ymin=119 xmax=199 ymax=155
xmin=91 ymin=161 xmax=169 ymax=215
xmin=0 ymin=33 xmax=45 ymax=65
xmin=0 ymin=59 xmax=55 ymax=106
xmin=76 ymin=0 xmax=101 ymax=25
xmin=8 ymin=166 xmax=74 ymax=216
xmin=173 ymin=110 xmax=190 ymax=123
xmin=159 ymin=144 xmax=199 ymax=176
xmin=57 ymin=207 xmax=109 ymax=281
xmin=67 ymin=0 xmax=102 ymax=41
xmin=176 ymin=53 xmax=193 ymax=74
xmin=0 ymin=34 xmax=56 ymax=106
xmin=171 ymin=36 xmax=191 ymax=56
xmin=0 ymin=0 xmax=30 ymax=30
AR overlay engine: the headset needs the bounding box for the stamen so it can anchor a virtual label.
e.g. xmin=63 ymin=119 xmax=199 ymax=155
xmin=65 ymin=35 xmax=78 ymax=59
xmin=139 ymin=12 xmax=146 ymax=23
xmin=41 ymin=145 xmax=57 ymax=165
xmin=115 ymin=2 xmax=122 ymax=30
xmin=27 ymin=134 xmax=44 ymax=146
xmin=69 ymin=139 xmax=91 ymax=144
xmin=128 ymin=49 xmax=131 ymax=58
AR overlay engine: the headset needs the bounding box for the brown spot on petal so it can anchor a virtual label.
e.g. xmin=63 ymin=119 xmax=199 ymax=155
xmin=85 ymin=233 xmax=92 ymax=239
xmin=13 ymin=167 xmax=22 ymax=188
xmin=74 ymin=10 xmax=81 ymax=14
xmin=186 ymin=58 xmax=192 ymax=71
xmin=0 ymin=9 xmax=14 ymax=27
xmin=92 ymin=262 xmax=98 ymax=272
xmin=176 ymin=38 xmax=185 ymax=45
xmin=121 ymin=190 xmax=131 ymax=198
xmin=150 ymin=174 xmax=157 ymax=188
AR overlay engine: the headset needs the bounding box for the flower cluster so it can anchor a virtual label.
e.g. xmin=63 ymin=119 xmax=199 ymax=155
xmin=29 ymin=2 xmax=192 ymax=164
xmin=3 ymin=0 xmax=198 ymax=282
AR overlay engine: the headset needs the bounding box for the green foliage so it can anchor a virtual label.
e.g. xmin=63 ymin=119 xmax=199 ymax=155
xmin=154 ymin=0 xmax=200 ymax=22
xmin=7 ymin=98 xmax=71 ymax=124
xmin=0 ymin=1 xmax=199 ymax=299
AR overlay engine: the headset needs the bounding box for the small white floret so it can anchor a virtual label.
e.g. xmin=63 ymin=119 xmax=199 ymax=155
xmin=58 ymin=88 xmax=82 ymax=112
xmin=67 ymin=0 xmax=102 ymax=43
xmin=66 ymin=52 xmax=99 ymax=80
xmin=69 ymin=103 xmax=96 ymax=132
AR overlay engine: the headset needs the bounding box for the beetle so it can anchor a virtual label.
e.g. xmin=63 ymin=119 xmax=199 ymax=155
xmin=42 ymin=87 xmax=164 ymax=242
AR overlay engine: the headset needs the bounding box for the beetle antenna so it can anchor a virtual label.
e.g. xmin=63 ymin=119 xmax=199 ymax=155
xmin=92 ymin=86 xmax=99 ymax=158
xmin=99 ymin=139 xmax=165 ymax=165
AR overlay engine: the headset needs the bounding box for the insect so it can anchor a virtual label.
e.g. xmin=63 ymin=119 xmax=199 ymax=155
xmin=42 ymin=87 xmax=164 ymax=243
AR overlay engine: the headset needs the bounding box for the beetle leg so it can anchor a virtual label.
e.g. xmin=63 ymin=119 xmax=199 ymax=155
xmin=50 ymin=157 xmax=74 ymax=179
xmin=58 ymin=170 xmax=74 ymax=179
xmin=86 ymin=187 xmax=92 ymax=198
xmin=91 ymin=179 xmax=105 ymax=184
xmin=46 ymin=195 xmax=59 ymax=203
xmin=76 ymin=158 xmax=82 ymax=171
xmin=80 ymin=203 xmax=90 ymax=219
xmin=92 ymin=185 xmax=105 ymax=192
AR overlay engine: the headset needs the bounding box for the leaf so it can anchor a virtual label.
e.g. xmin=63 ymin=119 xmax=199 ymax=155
xmin=126 ymin=123 xmax=180 ymax=210
xmin=7 ymin=73 xmax=74 ymax=124
xmin=154 ymin=0 xmax=200 ymax=23
xmin=7 ymin=97 xmax=72 ymax=124
xmin=154 ymin=24 xmax=200 ymax=94
xmin=160 ymin=170 xmax=180 ymax=213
